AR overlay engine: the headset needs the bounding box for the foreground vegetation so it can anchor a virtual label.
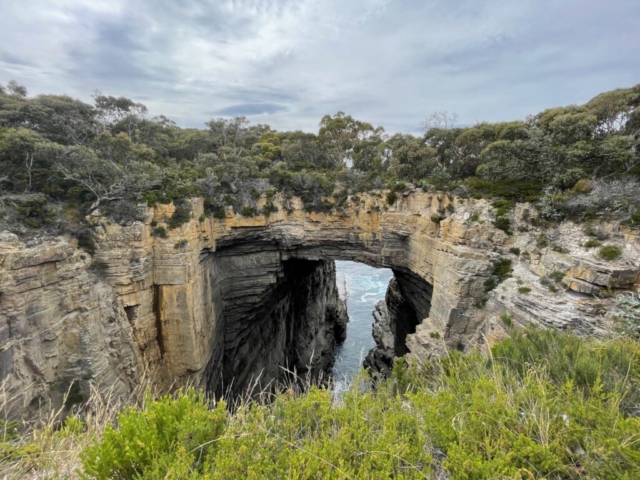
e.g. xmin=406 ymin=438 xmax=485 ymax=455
xmin=1 ymin=81 xmax=639 ymax=237
xmin=3 ymin=327 xmax=640 ymax=479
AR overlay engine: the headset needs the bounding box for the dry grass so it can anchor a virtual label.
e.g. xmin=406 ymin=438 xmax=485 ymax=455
xmin=0 ymin=381 xmax=147 ymax=479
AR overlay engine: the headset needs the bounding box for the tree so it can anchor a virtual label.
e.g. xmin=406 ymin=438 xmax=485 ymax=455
xmin=6 ymin=80 xmax=27 ymax=98
xmin=318 ymin=112 xmax=384 ymax=168
xmin=0 ymin=127 xmax=47 ymax=192
xmin=53 ymin=134 xmax=161 ymax=211
xmin=92 ymin=91 xmax=148 ymax=135
xmin=585 ymin=88 xmax=639 ymax=134
xmin=421 ymin=111 xmax=458 ymax=131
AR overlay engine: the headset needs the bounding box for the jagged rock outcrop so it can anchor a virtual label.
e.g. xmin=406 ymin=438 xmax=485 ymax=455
xmin=364 ymin=274 xmax=432 ymax=375
xmin=1 ymin=190 xmax=638 ymax=417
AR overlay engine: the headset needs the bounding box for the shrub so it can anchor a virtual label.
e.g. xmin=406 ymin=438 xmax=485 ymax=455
xmin=491 ymin=199 xmax=515 ymax=216
xmin=76 ymin=229 xmax=97 ymax=256
xmin=260 ymin=202 xmax=278 ymax=217
xmin=584 ymin=239 xmax=601 ymax=249
xmin=174 ymin=239 xmax=188 ymax=250
xmin=430 ymin=213 xmax=446 ymax=224
xmin=551 ymin=243 xmax=568 ymax=253
xmin=386 ymin=191 xmax=398 ymax=205
xmin=446 ymin=203 xmax=455 ymax=213
xmin=518 ymin=286 xmax=531 ymax=294
xmin=16 ymin=197 xmax=55 ymax=229
xmin=150 ymin=220 xmax=158 ymax=227
xmin=89 ymin=261 xmax=109 ymax=277
xmin=536 ymin=233 xmax=549 ymax=248
xmin=599 ymin=245 xmax=623 ymax=261
xmin=493 ymin=216 xmax=511 ymax=235
xmin=469 ymin=212 xmax=480 ymax=222
xmin=213 ymin=208 xmax=226 ymax=219
xmin=548 ymin=270 xmax=566 ymax=283
xmin=240 ymin=206 xmax=258 ymax=217
xmin=152 ymin=226 xmax=168 ymax=238
xmin=508 ymin=247 xmax=520 ymax=256
xmin=76 ymin=330 xmax=640 ymax=479
xmin=167 ymin=204 xmax=191 ymax=230
xmin=82 ymin=390 xmax=227 ymax=479
xmin=484 ymin=258 xmax=512 ymax=292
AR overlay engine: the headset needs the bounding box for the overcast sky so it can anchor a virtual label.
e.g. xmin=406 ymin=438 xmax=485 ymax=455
xmin=1 ymin=0 xmax=638 ymax=133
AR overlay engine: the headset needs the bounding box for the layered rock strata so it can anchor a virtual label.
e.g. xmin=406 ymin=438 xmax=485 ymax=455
xmin=1 ymin=190 xmax=638 ymax=418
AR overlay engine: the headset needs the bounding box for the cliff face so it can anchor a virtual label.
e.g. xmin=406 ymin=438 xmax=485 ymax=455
xmin=1 ymin=190 xmax=638 ymax=417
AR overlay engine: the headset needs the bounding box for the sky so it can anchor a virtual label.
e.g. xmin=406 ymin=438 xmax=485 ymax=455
xmin=0 ymin=0 xmax=638 ymax=133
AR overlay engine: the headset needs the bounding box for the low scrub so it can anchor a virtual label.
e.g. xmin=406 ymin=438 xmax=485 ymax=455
xmin=4 ymin=330 xmax=640 ymax=479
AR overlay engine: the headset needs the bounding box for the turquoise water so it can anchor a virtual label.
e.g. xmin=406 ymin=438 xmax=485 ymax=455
xmin=332 ymin=261 xmax=393 ymax=390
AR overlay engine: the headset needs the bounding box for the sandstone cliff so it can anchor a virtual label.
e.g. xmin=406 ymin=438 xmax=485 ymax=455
xmin=1 ymin=190 xmax=638 ymax=417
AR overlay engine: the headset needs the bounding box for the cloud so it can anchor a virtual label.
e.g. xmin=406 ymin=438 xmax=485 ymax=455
xmin=0 ymin=0 xmax=638 ymax=133
xmin=213 ymin=102 xmax=289 ymax=116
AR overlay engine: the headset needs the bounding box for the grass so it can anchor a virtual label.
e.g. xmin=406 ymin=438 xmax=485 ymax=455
xmin=4 ymin=329 xmax=640 ymax=479
xmin=599 ymin=245 xmax=623 ymax=261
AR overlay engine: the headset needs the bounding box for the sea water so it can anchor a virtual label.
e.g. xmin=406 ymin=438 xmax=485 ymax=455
xmin=332 ymin=261 xmax=393 ymax=392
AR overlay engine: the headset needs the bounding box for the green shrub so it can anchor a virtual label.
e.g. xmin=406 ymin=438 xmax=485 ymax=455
xmin=76 ymin=229 xmax=97 ymax=256
xmin=79 ymin=330 xmax=640 ymax=479
xmin=599 ymin=245 xmax=623 ymax=261
xmin=469 ymin=212 xmax=480 ymax=222
xmin=240 ymin=206 xmax=258 ymax=217
xmin=167 ymin=204 xmax=191 ymax=230
xmin=260 ymin=202 xmax=278 ymax=217
xmin=536 ymin=233 xmax=549 ymax=248
xmin=548 ymin=270 xmax=566 ymax=283
xmin=89 ymin=261 xmax=109 ymax=277
xmin=174 ymin=239 xmax=188 ymax=250
xmin=508 ymin=247 xmax=520 ymax=255
xmin=82 ymin=390 xmax=227 ymax=479
xmin=466 ymin=177 xmax=542 ymax=202
xmin=518 ymin=286 xmax=531 ymax=294
xmin=584 ymin=239 xmax=601 ymax=249
xmin=551 ymin=243 xmax=568 ymax=253
xmin=446 ymin=203 xmax=455 ymax=213
xmin=491 ymin=199 xmax=515 ymax=216
xmin=152 ymin=226 xmax=168 ymax=238
xmin=213 ymin=208 xmax=226 ymax=219
xmin=16 ymin=197 xmax=55 ymax=229
xmin=150 ymin=220 xmax=158 ymax=227
xmin=386 ymin=191 xmax=398 ymax=205
xmin=430 ymin=214 xmax=446 ymax=224
xmin=493 ymin=216 xmax=511 ymax=235
xmin=484 ymin=258 xmax=512 ymax=292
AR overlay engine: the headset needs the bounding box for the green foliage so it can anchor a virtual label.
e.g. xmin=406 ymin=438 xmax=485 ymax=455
xmin=15 ymin=196 xmax=55 ymax=229
xmin=240 ymin=206 xmax=258 ymax=217
xmin=484 ymin=258 xmax=512 ymax=292
xmin=493 ymin=216 xmax=511 ymax=235
xmin=386 ymin=191 xmax=398 ymax=205
xmin=518 ymin=286 xmax=531 ymax=294
xmin=598 ymin=245 xmax=623 ymax=261
xmin=536 ymin=233 xmax=549 ymax=248
xmin=89 ymin=261 xmax=109 ymax=277
xmin=76 ymin=229 xmax=96 ymax=255
xmin=173 ymin=239 xmax=188 ymax=250
xmin=82 ymin=390 xmax=227 ymax=479
xmin=78 ymin=331 xmax=640 ymax=479
xmin=152 ymin=226 xmax=168 ymax=238
xmin=260 ymin=202 xmax=278 ymax=217
xmin=166 ymin=204 xmax=191 ymax=229
xmin=584 ymin=239 xmax=601 ymax=248
xmin=467 ymin=177 xmax=542 ymax=202
xmin=469 ymin=212 xmax=480 ymax=222
xmin=548 ymin=270 xmax=566 ymax=283
xmin=508 ymin=247 xmax=521 ymax=255
xmin=551 ymin=243 xmax=569 ymax=253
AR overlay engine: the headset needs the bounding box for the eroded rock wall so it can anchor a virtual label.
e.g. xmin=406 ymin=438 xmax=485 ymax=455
xmin=1 ymin=190 xmax=638 ymax=418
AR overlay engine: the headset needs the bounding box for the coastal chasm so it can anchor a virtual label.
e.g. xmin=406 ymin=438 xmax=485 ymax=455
xmin=1 ymin=190 xmax=638 ymax=417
